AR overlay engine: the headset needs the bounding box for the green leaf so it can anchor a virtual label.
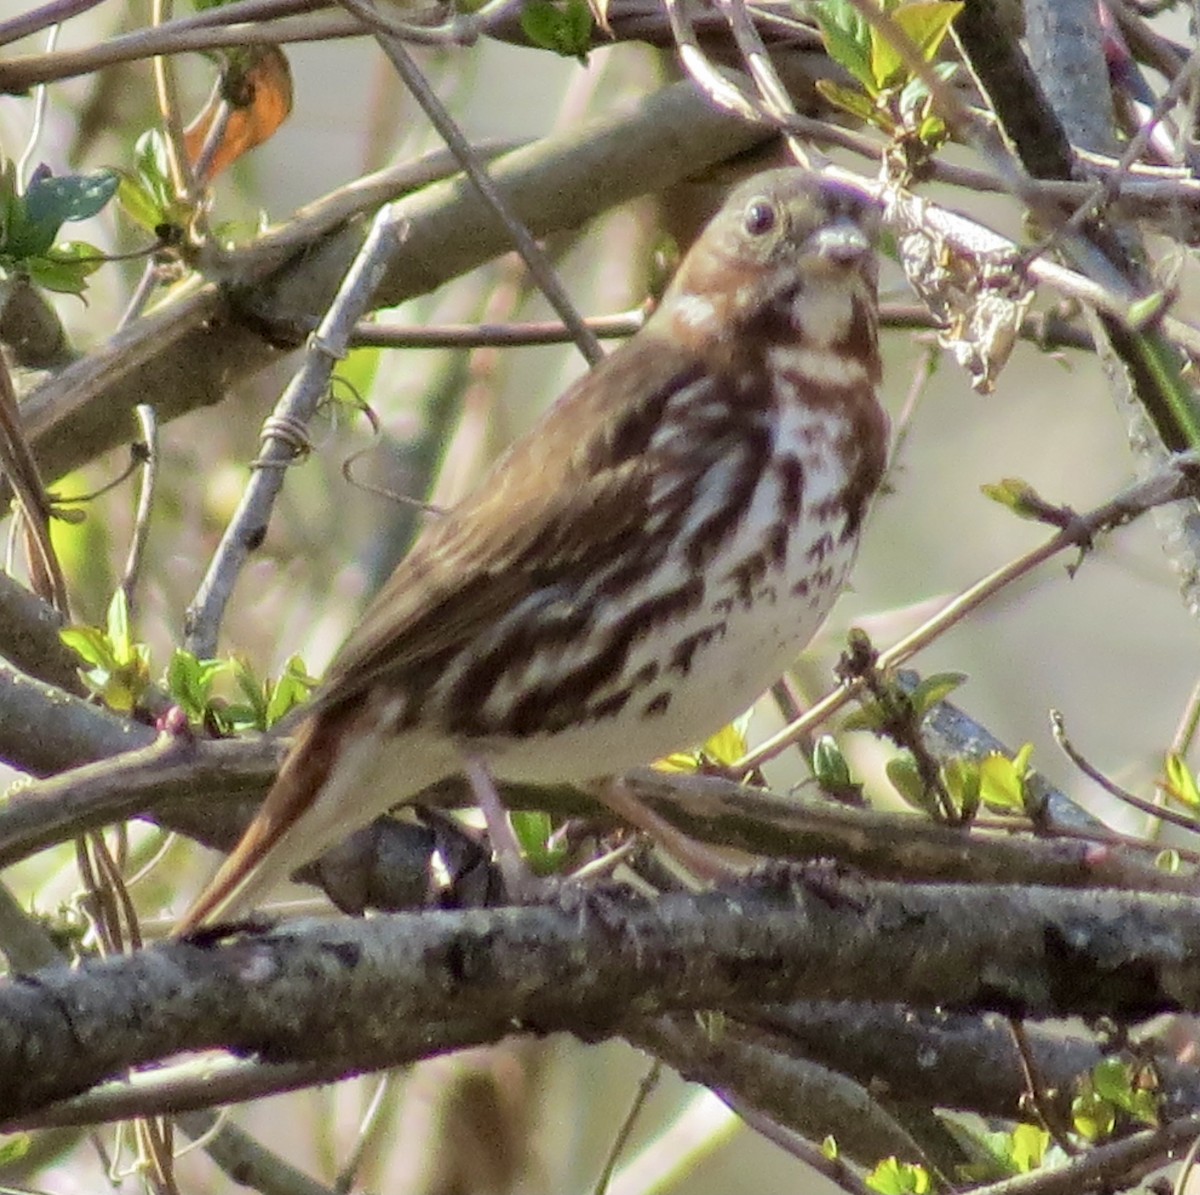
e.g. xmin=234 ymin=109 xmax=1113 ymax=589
xmin=941 ymin=756 xmax=980 ymax=820
xmin=265 ymin=654 xmax=316 ymax=726
xmin=893 ymin=1 xmax=963 ymax=60
xmin=812 ymin=0 xmax=876 ymax=91
xmin=118 ymin=129 xmax=183 ymax=235
xmin=656 ymin=714 xmax=751 ymax=772
xmin=105 ymin=588 xmax=133 ymax=662
xmin=1128 ymin=291 xmax=1167 ymax=329
xmin=116 ymin=170 xmax=166 ymax=235
xmin=24 ymin=167 xmax=118 ymax=228
xmin=812 ymin=734 xmax=853 ymax=788
xmin=166 ymin=649 xmax=226 ymax=720
xmin=59 ymin=591 xmax=151 ymax=712
xmin=1090 ymin=1057 xmax=1160 ymax=1125
xmin=60 ymin=625 xmax=120 ymax=672
xmin=1007 ymin=1123 xmax=1050 ymax=1173
xmin=870 ymin=1 xmax=962 ymax=91
xmin=814 ymin=78 xmax=886 ymax=127
xmin=26 ymin=247 xmax=100 ymax=296
xmin=520 ymin=0 xmax=592 ymax=60
xmin=700 ymin=717 xmax=750 ymax=768
xmin=980 ymin=476 xmax=1044 ymax=519
xmin=563 ymin=0 xmax=593 ymax=57
xmin=886 ymin=752 xmax=939 ymax=816
xmin=866 ymin=1157 xmax=931 ymax=1194
xmin=2 ymin=167 xmax=118 ymax=262
xmin=510 ymin=809 xmax=568 ymax=875
xmin=1162 ymin=751 xmax=1200 ymax=809
xmin=229 ymin=657 xmax=270 ymax=730
xmin=1093 ymin=1058 xmax=1130 ymax=1104
xmin=908 ymin=670 xmax=966 ymax=718
xmin=0 ymin=1133 xmax=30 ymax=1166
xmin=1071 ymin=1095 xmax=1113 ymax=1142
xmin=1157 ymin=847 xmax=1182 ymax=874
xmin=917 ymin=112 xmax=948 ymax=144
xmin=979 ymin=746 xmax=1032 ymax=813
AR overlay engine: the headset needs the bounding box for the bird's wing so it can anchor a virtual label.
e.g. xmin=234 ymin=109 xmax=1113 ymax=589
xmin=313 ymin=334 xmax=708 ymax=713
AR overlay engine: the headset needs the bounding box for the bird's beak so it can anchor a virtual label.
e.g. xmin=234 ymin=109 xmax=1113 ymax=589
xmin=808 ymin=218 xmax=873 ymax=267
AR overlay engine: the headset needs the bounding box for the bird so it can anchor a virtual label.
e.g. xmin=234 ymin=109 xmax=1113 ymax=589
xmin=174 ymin=167 xmax=890 ymax=935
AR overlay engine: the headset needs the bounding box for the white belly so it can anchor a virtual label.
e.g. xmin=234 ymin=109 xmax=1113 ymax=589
xmin=487 ymin=519 xmax=856 ymax=784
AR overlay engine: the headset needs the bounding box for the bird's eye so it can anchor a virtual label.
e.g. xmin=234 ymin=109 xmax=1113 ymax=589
xmin=744 ymin=200 xmax=777 ymax=236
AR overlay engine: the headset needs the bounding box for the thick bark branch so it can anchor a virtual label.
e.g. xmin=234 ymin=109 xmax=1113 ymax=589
xmin=4 ymin=874 xmax=1200 ymax=1122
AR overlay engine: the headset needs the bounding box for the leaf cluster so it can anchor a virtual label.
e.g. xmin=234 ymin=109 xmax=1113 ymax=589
xmin=60 ymin=590 xmax=315 ymax=731
xmin=0 ymin=158 xmax=117 ymax=296
xmin=810 ymin=0 xmax=961 ymax=169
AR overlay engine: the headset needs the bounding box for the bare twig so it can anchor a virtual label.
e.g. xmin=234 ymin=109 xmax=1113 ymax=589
xmin=715 ymin=0 xmax=815 ymax=166
xmin=0 ymin=0 xmax=105 ymax=46
xmin=0 ymin=353 xmax=69 ymax=615
xmin=120 ymin=406 xmax=159 ymax=619
xmin=1052 ymin=709 xmax=1200 ymax=834
xmin=347 ymin=0 xmax=604 ymax=365
xmin=185 ymin=203 xmax=411 ymax=656
xmin=351 ymin=309 xmax=646 ymax=349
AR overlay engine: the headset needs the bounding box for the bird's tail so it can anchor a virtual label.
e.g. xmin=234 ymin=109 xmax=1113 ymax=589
xmin=172 ymin=712 xmax=346 ymax=937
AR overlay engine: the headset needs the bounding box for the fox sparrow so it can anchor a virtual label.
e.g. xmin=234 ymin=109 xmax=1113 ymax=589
xmin=176 ymin=168 xmax=889 ymax=932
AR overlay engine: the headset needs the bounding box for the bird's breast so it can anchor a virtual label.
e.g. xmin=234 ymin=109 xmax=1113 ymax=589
xmin=483 ymin=402 xmax=867 ymax=785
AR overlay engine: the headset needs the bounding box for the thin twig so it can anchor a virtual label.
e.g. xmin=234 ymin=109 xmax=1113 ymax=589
xmin=0 ymin=10 xmax=364 ymax=91
xmin=718 ymin=1095 xmax=876 ymax=1195
xmin=0 ymin=0 xmax=104 ymax=46
xmin=0 ymin=351 xmax=69 ymax=615
xmin=120 ymin=405 xmax=159 ymax=618
xmin=333 ymin=1073 xmax=394 ymax=1192
xmin=593 ymin=1061 xmax=662 ymax=1195
xmin=738 ymin=451 xmax=1200 ymax=773
xmin=1170 ymin=676 xmax=1200 ymax=759
xmin=184 ymin=203 xmax=410 ymax=657
xmin=345 ymin=0 xmax=604 ymax=365
xmin=715 ymin=0 xmax=815 ymax=166
xmin=664 ymin=0 xmax=776 ymax=130
xmin=1037 ymin=39 xmax=1200 ymax=258
xmin=351 ymin=309 xmax=646 ymax=349
xmin=15 ymin=22 xmax=58 ymax=188
xmin=150 ymin=0 xmax=193 ymax=208
xmin=1008 ymin=1019 xmax=1078 ymax=1155
xmin=1052 ymin=709 xmax=1200 ymax=835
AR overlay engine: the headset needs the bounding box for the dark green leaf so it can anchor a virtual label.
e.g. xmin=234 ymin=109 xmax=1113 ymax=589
xmin=886 ymin=752 xmax=939 ymax=815
xmin=520 ymin=0 xmax=592 ymax=59
xmin=941 ymin=756 xmax=980 ymax=819
xmin=814 ymin=79 xmax=886 ymax=127
xmin=24 ymin=168 xmax=118 ymax=228
xmin=812 ymin=734 xmax=853 ymax=788
xmin=908 ymin=671 xmax=966 ymax=717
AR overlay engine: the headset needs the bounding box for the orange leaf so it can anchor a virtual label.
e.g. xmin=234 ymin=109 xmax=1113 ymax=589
xmin=184 ymin=47 xmax=293 ymax=181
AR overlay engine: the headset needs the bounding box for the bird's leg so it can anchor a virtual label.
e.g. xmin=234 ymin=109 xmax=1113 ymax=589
xmin=461 ymin=756 xmax=540 ymax=903
xmin=595 ymin=777 xmax=746 ymax=885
